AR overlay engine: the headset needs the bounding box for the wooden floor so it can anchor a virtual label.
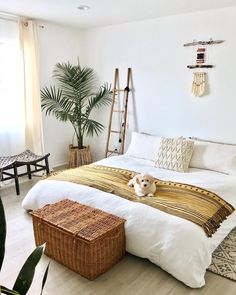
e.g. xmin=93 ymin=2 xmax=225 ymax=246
xmin=0 ymin=179 xmax=235 ymax=295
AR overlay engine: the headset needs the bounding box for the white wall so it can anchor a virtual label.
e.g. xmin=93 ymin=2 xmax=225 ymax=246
xmin=81 ymin=7 xmax=236 ymax=161
xmin=38 ymin=22 xmax=83 ymax=167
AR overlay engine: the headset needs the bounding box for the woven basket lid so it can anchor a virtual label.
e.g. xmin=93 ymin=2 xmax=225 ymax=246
xmin=31 ymin=199 xmax=125 ymax=242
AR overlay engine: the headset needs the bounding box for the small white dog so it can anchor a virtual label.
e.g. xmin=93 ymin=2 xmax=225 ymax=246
xmin=128 ymin=173 xmax=156 ymax=197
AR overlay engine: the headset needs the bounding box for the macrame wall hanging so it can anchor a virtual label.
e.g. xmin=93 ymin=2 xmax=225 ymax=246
xmin=192 ymin=72 xmax=205 ymax=97
xmin=184 ymin=39 xmax=225 ymax=97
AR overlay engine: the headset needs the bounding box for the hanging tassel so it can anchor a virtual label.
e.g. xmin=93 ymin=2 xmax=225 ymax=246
xmin=192 ymin=72 xmax=206 ymax=97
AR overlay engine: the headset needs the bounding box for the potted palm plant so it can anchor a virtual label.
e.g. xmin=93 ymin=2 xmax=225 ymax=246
xmin=41 ymin=60 xmax=112 ymax=168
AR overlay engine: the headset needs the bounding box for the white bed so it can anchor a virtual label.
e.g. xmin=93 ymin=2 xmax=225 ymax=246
xmin=22 ymin=154 xmax=236 ymax=288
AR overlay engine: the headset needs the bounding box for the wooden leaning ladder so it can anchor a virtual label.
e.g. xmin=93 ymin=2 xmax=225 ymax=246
xmin=105 ymin=68 xmax=131 ymax=158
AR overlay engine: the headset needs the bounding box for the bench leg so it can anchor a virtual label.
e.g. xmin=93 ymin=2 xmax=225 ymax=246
xmin=13 ymin=165 xmax=20 ymax=195
xmin=27 ymin=164 xmax=32 ymax=180
xmin=45 ymin=156 xmax=50 ymax=175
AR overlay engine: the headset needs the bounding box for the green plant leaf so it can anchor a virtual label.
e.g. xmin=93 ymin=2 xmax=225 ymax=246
xmin=40 ymin=262 xmax=50 ymax=295
xmin=85 ymin=84 xmax=112 ymax=119
xmin=12 ymin=244 xmax=45 ymax=295
xmin=82 ymin=119 xmax=104 ymax=137
xmin=54 ymin=62 xmax=97 ymax=102
xmin=0 ymin=285 xmax=20 ymax=295
xmin=0 ymin=197 xmax=6 ymax=272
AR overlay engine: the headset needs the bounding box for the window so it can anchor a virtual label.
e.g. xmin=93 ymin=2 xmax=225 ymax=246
xmin=0 ymin=18 xmax=25 ymax=156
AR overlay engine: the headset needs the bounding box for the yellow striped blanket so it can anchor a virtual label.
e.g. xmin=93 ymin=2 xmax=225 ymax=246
xmin=48 ymin=165 xmax=234 ymax=237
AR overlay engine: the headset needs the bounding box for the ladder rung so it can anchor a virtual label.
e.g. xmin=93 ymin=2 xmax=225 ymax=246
xmin=108 ymin=150 xmax=120 ymax=154
xmin=113 ymin=110 xmax=124 ymax=112
xmin=113 ymin=87 xmax=130 ymax=92
xmin=113 ymin=89 xmax=125 ymax=92
xmin=111 ymin=130 xmax=121 ymax=133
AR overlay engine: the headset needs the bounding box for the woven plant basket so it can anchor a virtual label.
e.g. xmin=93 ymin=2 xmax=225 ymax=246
xmin=68 ymin=145 xmax=92 ymax=168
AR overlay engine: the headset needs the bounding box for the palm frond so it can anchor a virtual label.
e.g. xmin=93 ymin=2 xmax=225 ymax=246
xmin=41 ymin=86 xmax=74 ymax=122
xmin=82 ymin=119 xmax=104 ymax=137
xmin=85 ymin=83 xmax=112 ymax=119
xmin=78 ymin=66 xmax=97 ymax=100
xmin=53 ymin=63 xmax=79 ymax=97
xmin=40 ymin=263 xmax=50 ymax=295
xmin=53 ymin=62 xmax=97 ymax=104
xmin=0 ymin=285 xmax=20 ymax=295
xmin=13 ymin=245 xmax=45 ymax=295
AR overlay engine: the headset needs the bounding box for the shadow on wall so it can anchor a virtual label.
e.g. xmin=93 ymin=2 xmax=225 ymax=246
xmin=126 ymin=68 xmax=139 ymax=150
xmin=203 ymin=72 xmax=210 ymax=97
xmin=130 ymin=69 xmax=139 ymax=132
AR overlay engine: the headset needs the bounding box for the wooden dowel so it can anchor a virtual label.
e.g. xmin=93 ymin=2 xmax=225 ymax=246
xmin=184 ymin=40 xmax=224 ymax=47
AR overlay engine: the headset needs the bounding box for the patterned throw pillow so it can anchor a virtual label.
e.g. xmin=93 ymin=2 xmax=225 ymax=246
xmin=155 ymin=137 xmax=194 ymax=172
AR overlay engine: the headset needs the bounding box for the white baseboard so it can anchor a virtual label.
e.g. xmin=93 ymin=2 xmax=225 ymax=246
xmin=51 ymin=161 xmax=67 ymax=169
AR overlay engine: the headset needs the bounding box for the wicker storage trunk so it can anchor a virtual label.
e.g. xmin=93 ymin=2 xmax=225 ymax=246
xmin=31 ymin=199 xmax=126 ymax=280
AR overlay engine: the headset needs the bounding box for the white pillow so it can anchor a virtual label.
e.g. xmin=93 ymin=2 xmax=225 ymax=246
xmin=126 ymin=132 xmax=161 ymax=161
xmin=190 ymin=140 xmax=236 ymax=175
xmin=155 ymin=137 xmax=194 ymax=172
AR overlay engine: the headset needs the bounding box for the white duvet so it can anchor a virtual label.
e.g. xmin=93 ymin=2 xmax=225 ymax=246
xmin=22 ymin=155 xmax=236 ymax=288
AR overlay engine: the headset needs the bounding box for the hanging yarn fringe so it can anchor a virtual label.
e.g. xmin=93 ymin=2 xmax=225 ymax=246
xmin=192 ymin=72 xmax=206 ymax=97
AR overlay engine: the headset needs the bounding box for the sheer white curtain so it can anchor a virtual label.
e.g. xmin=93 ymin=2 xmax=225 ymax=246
xmin=20 ymin=19 xmax=44 ymax=155
xmin=0 ymin=17 xmax=44 ymax=157
xmin=0 ymin=18 xmax=25 ymax=156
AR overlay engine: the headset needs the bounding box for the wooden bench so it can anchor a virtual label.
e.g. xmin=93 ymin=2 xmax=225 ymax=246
xmin=0 ymin=150 xmax=50 ymax=195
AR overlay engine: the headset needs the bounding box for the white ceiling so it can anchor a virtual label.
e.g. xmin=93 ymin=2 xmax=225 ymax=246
xmin=1 ymin=0 xmax=236 ymax=29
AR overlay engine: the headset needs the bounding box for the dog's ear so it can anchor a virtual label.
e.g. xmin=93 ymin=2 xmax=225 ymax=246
xmin=128 ymin=175 xmax=138 ymax=187
xmin=128 ymin=178 xmax=134 ymax=187
xmin=135 ymin=174 xmax=141 ymax=184
xmin=148 ymin=175 xmax=154 ymax=184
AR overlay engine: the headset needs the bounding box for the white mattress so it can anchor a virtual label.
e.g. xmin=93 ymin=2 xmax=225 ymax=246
xmin=22 ymin=155 xmax=236 ymax=288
